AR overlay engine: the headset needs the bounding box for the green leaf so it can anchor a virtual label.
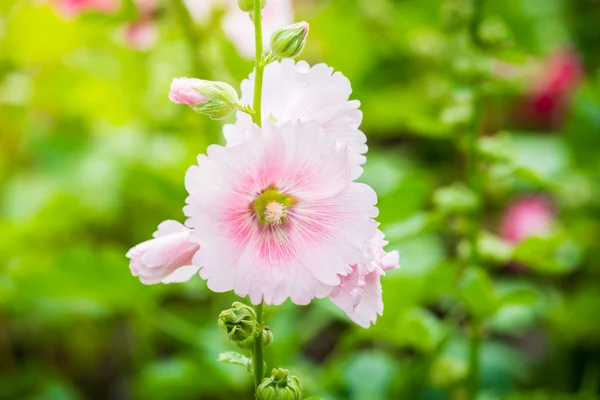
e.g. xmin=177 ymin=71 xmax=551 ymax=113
xmin=217 ymin=352 xmax=252 ymax=373
xmin=513 ymin=236 xmax=581 ymax=274
xmin=432 ymin=182 xmax=480 ymax=215
xmin=458 ymin=268 xmax=497 ymax=319
xmin=498 ymin=288 xmax=539 ymax=308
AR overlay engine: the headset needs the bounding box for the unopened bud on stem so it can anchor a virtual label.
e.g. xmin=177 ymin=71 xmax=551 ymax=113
xmin=169 ymin=78 xmax=239 ymax=120
xmin=270 ymin=22 xmax=309 ymax=59
xmin=218 ymin=302 xmax=257 ymax=343
xmin=257 ymin=368 xmax=302 ymax=400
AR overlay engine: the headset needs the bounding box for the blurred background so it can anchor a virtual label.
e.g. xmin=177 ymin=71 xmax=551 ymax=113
xmin=1 ymin=0 xmax=599 ymax=399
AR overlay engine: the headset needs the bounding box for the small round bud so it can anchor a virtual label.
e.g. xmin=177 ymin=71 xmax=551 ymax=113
xmin=218 ymin=302 xmax=257 ymax=343
xmin=237 ymin=0 xmax=267 ymax=12
xmin=169 ymin=78 xmax=239 ymax=120
xmin=270 ymin=22 xmax=309 ymax=59
xmin=257 ymin=368 xmax=302 ymax=400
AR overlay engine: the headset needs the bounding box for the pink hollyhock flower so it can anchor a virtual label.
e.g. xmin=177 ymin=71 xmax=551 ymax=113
xmin=517 ymin=48 xmax=582 ymax=129
xmin=499 ymin=196 xmax=554 ymax=244
xmin=224 ymin=60 xmax=367 ymax=179
xmin=169 ymin=78 xmax=209 ymax=106
xmin=127 ymin=220 xmax=200 ymax=284
xmin=221 ymin=0 xmax=293 ymax=58
xmin=51 ymin=0 xmax=119 ymax=17
xmin=330 ymin=231 xmax=400 ymax=328
xmin=184 ymin=121 xmax=379 ymax=305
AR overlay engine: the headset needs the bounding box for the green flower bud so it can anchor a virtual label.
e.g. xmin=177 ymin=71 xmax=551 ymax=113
xmin=218 ymin=302 xmax=257 ymax=344
xmin=234 ymin=325 xmax=274 ymax=350
xmin=237 ymin=0 xmax=267 ymax=12
xmin=257 ymin=368 xmax=302 ymax=400
xmin=181 ymin=79 xmax=239 ymax=120
xmin=270 ymin=22 xmax=309 ymax=59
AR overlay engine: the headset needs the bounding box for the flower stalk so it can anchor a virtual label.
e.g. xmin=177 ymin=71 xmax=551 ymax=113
xmin=252 ymin=0 xmax=265 ymax=128
xmin=252 ymin=0 xmax=266 ymax=393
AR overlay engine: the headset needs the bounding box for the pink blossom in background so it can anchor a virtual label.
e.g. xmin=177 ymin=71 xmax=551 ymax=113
xmin=121 ymin=0 xmax=158 ymax=50
xmin=122 ymin=20 xmax=158 ymax=50
xmin=330 ymin=231 xmax=400 ymax=328
xmin=127 ymin=220 xmax=200 ymax=284
xmin=184 ymin=0 xmax=293 ymax=58
xmin=224 ymin=60 xmax=367 ymax=179
xmin=499 ymin=196 xmax=554 ymax=244
xmin=183 ymin=0 xmax=226 ymax=25
xmin=222 ymin=0 xmax=293 ymax=57
xmin=168 ymin=78 xmax=209 ymax=106
xmin=523 ymin=48 xmax=582 ymax=128
xmin=184 ymin=121 xmax=379 ymax=306
xmin=51 ymin=0 xmax=119 ymax=17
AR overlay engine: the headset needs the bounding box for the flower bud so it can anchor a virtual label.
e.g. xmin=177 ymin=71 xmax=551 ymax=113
xmin=169 ymin=78 xmax=239 ymax=120
xmin=257 ymin=368 xmax=302 ymax=400
xmin=218 ymin=302 xmax=257 ymax=344
xmin=234 ymin=326 xmax=274 ymax=350
xmin=270 ymin=22 xmax=309 ymax=59
xmin=237 ymin=0 xmax=267 ymax=12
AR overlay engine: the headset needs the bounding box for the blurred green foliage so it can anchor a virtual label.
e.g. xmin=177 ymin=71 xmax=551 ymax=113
xmin=1 ymin=0 xmax=600 ymax=399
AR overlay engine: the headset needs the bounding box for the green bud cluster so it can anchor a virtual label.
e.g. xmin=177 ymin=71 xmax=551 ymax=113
xmin=257 ymin=368 xmax=302 ymax=400
xmin=218 ymin=302 xmax=257 ymax=343
xmin=218 ymin=302 xmax=274 ymax=350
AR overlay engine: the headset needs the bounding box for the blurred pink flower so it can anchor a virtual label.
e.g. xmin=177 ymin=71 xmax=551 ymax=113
xmin=184 ymin=121 xmax=379 ymax=306
xmin=522 ymin=48 xmax=583 ymax=128
xmin=51 ymin=0 xmax=119 ymax=17
xmin=122 ymin=20 xmax=157 ymax=50
xmin=330 ymin=231 xmax=400 ymax=328
xmin=127 ymin=220 xmax=200 ymax=284
xmin=184 ymin=0 xmax=293 ymax=58
xmin=224 ymin=60 xmax=367 ymax=179
xmin=530 ymin=49 xmax=582 ymax=113
xmin=499 ymin=196 xmax=554 ymax=244
xmin=222 ymin=0 xmax=293 ymax=58
xmin=169 ymin=78 xmax=209 ymax=106
xmin=121 ymin=0 xmax=158 ymax=50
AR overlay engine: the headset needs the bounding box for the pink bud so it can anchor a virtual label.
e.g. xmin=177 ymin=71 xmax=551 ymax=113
xmin=168 ymin=78 xmax=209 ymax=106
xmin=499 ymin=196 xmax=554 ymax=245
xmin=126 ymin=220 xmax=200 ymax=284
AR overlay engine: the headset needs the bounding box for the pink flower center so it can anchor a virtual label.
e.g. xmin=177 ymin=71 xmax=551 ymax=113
xmin=252 ymin=188 xmax=295 ymax=227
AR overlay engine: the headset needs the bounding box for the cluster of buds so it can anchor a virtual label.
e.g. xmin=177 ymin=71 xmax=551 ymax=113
xmin=169 ymin=18 xmax=309 ymax=120
xmin=257 ymin=368 xmax=303 ymax=400
xmin=218 ymin=302 xmax=273 ymax=350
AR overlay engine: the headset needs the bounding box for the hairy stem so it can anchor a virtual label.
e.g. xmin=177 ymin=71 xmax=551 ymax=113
xmin=252 ymin=0 xmax=265 ymax=127
xmin=252 ymin=0 xmax=266 ymax=395
xmin=253 ymin=302 xmax=265 ymax=393
xmin=466 ymin=0 xmax=485 ymax=397
xmin=468 ymin=320 xmax=482 ymax=399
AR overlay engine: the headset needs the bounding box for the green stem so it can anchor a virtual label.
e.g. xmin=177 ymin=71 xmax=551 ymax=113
xmin=172 ymin=0 xmax=203 ymax=77
xmin=465 ymin=0 xmax=485 ymax=396
xmin=251 ymin=5 xmax=266 ymax=395
xmin=468 ymin=320 xmax=482 ymax=400
xmin=466 ymin=100 xmax=481 ymax=268
xmin=252 ymin=0 xmax=265 ymax=127
xmin=253 ymin=302 xmax=265 ymax=393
